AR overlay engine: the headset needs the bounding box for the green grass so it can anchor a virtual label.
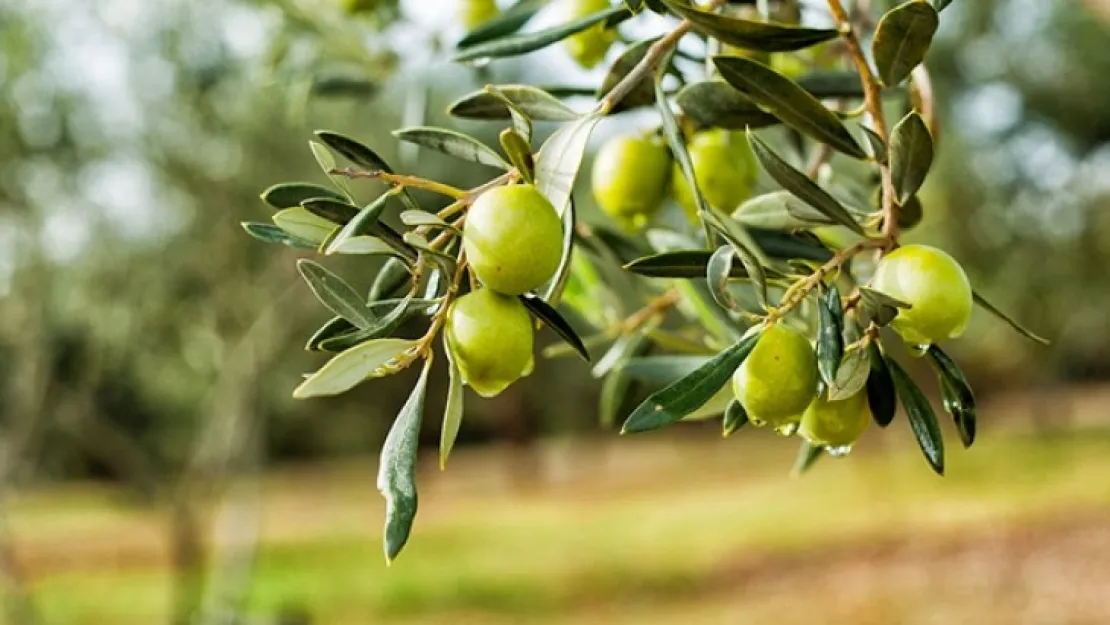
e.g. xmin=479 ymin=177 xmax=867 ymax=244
xmin=13 ymin=427 xmax=1110 ymax=625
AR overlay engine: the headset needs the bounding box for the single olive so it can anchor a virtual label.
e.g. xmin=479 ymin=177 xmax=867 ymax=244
xmin=461 ymin=0 xmax=500 ymax=30
xmin=591 ymin=134 xmax=672 ymax=230
xmin=798 ymin=390 xmax=871 ymax=447
xmin=732 ymin=323 xmax=818 ymax=429
xmin=463 ymin=183 xmax=563 ymax=296
xmin=562 ymin=0 xmax=615 ymax=69
xmin=673 ymin=129 xmax=758 ymax=221
xmin=870 ymin=244 xmax=973 ymax=346
xmin=446 ymin=288 xmax=535 ymax=398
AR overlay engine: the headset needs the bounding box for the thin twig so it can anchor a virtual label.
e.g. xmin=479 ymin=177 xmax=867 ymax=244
xmin=770 ymin=238 xmax=885 ymax=321
xmin=330 ymin=168 xmax=467 ymax=199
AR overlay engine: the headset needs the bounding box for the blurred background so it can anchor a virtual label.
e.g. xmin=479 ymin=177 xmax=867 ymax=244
xmin=2 ymin=0 xmax=1110 ymax=623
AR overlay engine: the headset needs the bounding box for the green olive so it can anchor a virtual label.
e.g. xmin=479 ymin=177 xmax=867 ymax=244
xmin=870 ymin=244 xmax=973 ymax=346
xmin=461 ymin=0 xmax=500 ymax=29
xmin=463 ymin=183 xmax=563 ymax=296
xmin=732 ymin=323 xmax=818 ymax=429
xmin=673 ymin=129 xmax=758 ymax=221
xmin=446 ymin=288 xmax=535 ymax=398
xmin=563 ymin=0 xmax=615 ymax=69
xmin=798 ymin=391 xmax=870 ymax=448
xmin=591 ymin=135 xmax=672 ymax=230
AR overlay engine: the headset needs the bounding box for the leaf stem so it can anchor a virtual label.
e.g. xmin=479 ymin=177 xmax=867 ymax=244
xmin=330 ymin=168 xmax=468 ymax=199
xmin=824 ymin=0 xmax=899 ymax=246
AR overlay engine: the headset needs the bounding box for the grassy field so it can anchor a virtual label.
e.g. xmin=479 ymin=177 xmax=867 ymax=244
xmin=7 ymin=424 xmax=1110 ymax=625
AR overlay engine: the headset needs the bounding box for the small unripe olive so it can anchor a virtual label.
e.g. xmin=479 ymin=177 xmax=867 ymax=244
xmin=446 ymin=288 xmax=535 ymax=398
xmin=463 ymin=183 xmax=563 ymax=296
xmin=732 ymin=324 xmax=818 ymax=429
xmin=870 ymin=244 xmax=973 ymax=346
xmin=461 ymin=0 xmax=500 ymax=30
xmin=591 ymin=135 xmax=672 ymax=229
xmin=562 ymin=0 xmax=615 ymax=69
xmin=673 ymin=130 xmax=758 ymax=220
xmin=798 ymin=390 xmax=870 ymax=447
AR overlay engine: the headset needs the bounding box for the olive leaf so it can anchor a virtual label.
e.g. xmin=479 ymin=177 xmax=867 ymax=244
xmin=326 ymin=191 xmax=398 ymax=256
xmin=933 ymin=0 xmax=955 ymax=11
xmin=305 ymin=316 xmax=356 ymax=352
xmin=792 ymin=441 xmax=824 ymax=476
xmin=890 ymin=112 xmax=934 ymax=205
xmin=707 ymin=245 xmax=747 ymax=313
xmin=599 ymin=365 xmax=637 ymax=430
xmin=592 ymin=325 xmax=652 ymax=379
xmin=827 ymin=346 xmax=872 ymax=401
xmin=314 ymin=130 xmax=421 ymax=212
xmin=660 ymin=0 xmax=838 ymax=52
xmin=887 ymin=356 xmax=945 ymax=475
xmin=676 ymin=80 xmax=780 ymax=130
xmin=926 ymin=345 xmax=977 ymax=448
xmin=301 ymin=197 xmax=360 ymax=225
xmin=722 ymin=399 xmax=749 ymax=437
xmin=861 ymin=127 xmax=888 ymax=164
xmin=858 ymin=286 xmax=910 ymax=327
xmin=393 ymin=127 xmax=511 ymax=170
xmin=261 ymin=182 xmax=345 ymax=209
xmin=816 ymin=285 xmax=845 ymax=386
xmin=308 ymin=141 xmax=355 ymax=201
xmin=399 ymin=210 xmax=451 ymax=230
xmin=448 ymin=84 xmax=580 ymax=122
xmin=519 ymin=293 xmax=590 ymax=362
xmin=272 ymin=207 xmax=338 ymax=245
xmin=597 ymin=37 xmax=659 ymax=112
xmin=293 ymin=338 xmax=417 ymax=399
xmin=328 ymin=236 xmax=399 ymax=257
xmin=453 ymin=3 xmax=630 ymax=63
xmin=378 ymin=357 xmax=430 ymax=563
xmin=866 ymin=342 xmax=898 ymax=426
xmin=440 ymin=336 xmax=465 ymax=470
xmin=733 ymin=191 xmax=835 ymax=230
xmin=296 ymin=259 xmax=376 ymax=329
xmin=713 ymin=56 xmax=867 ymax=159
xmin=457 ymin=0 xmax=545 ymax=48
xmin=973 ymin=290 xmax=1050 ymax=345
xmin=369 ymin=258 xmax=413 ymax=303
xmin=241 ymin=222 xmax=317 ymax=249
xmin=499 ymin=128 xmax=535 ymax=182
xmin=622 ymin=331 xmax=760 ymax=434
xmin=796 ymin=71 xmax=866 ymax=99
xmin=485 ymin=86 xmax=534 ymax=142
xmin=317 ymin=294 xmax=414 ymax=352
xmin=872 ymin=1 xmax=939 ymax=87
xmin=747 ymin=131 xmax=866 ymax=234
xmin=542 ymin=197 xmax=577 ymax=304
xmin=535 ymin=113 xmax=602 ymax=217
xmin=703 ymin=209 xmax=770 ymax=310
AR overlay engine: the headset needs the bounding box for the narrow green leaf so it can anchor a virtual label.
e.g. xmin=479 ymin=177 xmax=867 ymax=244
xmin=296 ymin=259 xmax=376 ymax=329
xmin=308 ymin=141 xmax=354 ymax=200
xmin=676 ymin=80 xmax=780 ymax=130
xmin=592 ymin=326 xmax=651 ymax=379
xmin=625 ymin=250 xmax=749 ymax=279
xmin=872 ymin=1 xmax=939 ymax=87
xmin=535 ymin=113 xmax=602 ymax=217
xmin=660 ymin=0 xmax=838 ymax=51
xmin=314 ymin=130 xmax=421 ymax=212
xmin=926 ymin=345 xmax=977 ymax=448
xmin=792 ymin=441 xmax=824 ymax=476
xmin=866 ymin=341 xmax=897 ymax=426
xmin=827 ymin=346 xmax=872 ymax=401
xmin=933 ymin=0 xmax=954 ymax=12
xmin=747 ymin=131 xmax=865 ymax=234
xmin=261 ymin=182 xmax=344 ymax=209
xmin=733 ymin=191 xmax=835 ymax=230
xmin=293 ymin=338 xmax=416 ymax=399
xmin=486 ymin=87 xmax=533 ymax=142
xmin=750 ymin=229 xmax=834 ymax=262
xmin=440 ymin=336 xmax=465 ymax=470
xmin=714 ymin=56 xmax=867 ymax=159
xmin=399 ymin=210 xmax=450 ymax=230
xmin=795 ymin=71 xmax=866 ymax=99
xmin=301 ymin=197 xmax=360 ymax=225
xmin=973 ymin=290 xmax=1050 ymax=345
xmin=327 ymin=191 xmax=396 ymax=255
xmin=887 ymin=356 xmax=945 ymax=475
xmin=707 ymin=246 xmax=745 ymax=313
xmin=453 ymin=4 xmax=629 ymax=63
xmin=448 ymin=84 xmax=580 ymax=122
xmin=703 ymin=210 xmax=769 ymax=310
xmin=306 ymin=316 xmax=355 ymax=352
xmin=520 ymin=293 xmax=590 ymax=362
xmin=722 ymin=399 xmax=749 ymax=437
xmin=889 ymin=112 xmax=934 ymax=204
xmin=861 ymin=127 xmax=888 ymax=164
xmin=378 ymin=358 xmax=430 ymax=563
xmin=318 ymin=295 xmax=414 ymax=352
xmin=457 ymin=0 xmax=545 ymax=48
xmin=499 ymin=128 xmax=535 ymax=183
xmin=241 ymin=222 xmax=316 ymax=249
xmin=622 ymin=331 xmax=760 ymax=434
xmin=542 ymin=197 xmax=577 ymax=304
xmin=816 ymin=285 xmax=844 ymax=385
xmin=272 ymin=207 xmax=338 ymax=244
xmin=655 ymin=57 xmax=710 ymax=229
xmin=393 ymin=126 xmax=510 ymax=170
xmin=329 ymin=236 xmax=398 ymax=256
xmin=369 ymin=258 xmax=413 ymax=303
xmin=597 ymin=38 xmax=658 ymax=112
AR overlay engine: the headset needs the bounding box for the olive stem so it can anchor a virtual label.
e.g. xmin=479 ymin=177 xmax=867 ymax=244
xmin=823 ymin=0 xmax=899 ymax=247
xmin=329 ymin=168 xmax=468 ymax=199
xmin=619 ymin=287 xmax=682 ymax=334
xmin=768 ymin=238 xmax=885 ymax=322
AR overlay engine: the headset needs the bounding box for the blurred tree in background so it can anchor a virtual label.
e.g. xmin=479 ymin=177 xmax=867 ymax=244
xmin=0 ymin=0 xmax=1108 ymax=487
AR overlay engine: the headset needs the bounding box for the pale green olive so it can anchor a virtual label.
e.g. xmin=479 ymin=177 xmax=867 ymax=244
xmin=732 ymin=323 xmax=818 ymax=428
xmin=870 ymin=244 xmax=972 ymax=346
xmin=463 ymin=183 xmax=563 ymax=296
xmin=798 ymin=390 xmax=870 ymax=447
xmin=591 ymin=135 xmax=672 ymax=229
xmin=461 ymin=0 xmax=500 ymax=29
xmin=563 ymin=0 xmax=615 ymax=69
xmin=446 ymin=288 xmax=535 ymax=398
xmin=673 ymin=129 xmax=758 ymax=221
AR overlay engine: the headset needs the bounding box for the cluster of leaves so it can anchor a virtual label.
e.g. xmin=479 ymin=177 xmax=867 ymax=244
xmin=244 ymin=0 xmax=1046 ymax=562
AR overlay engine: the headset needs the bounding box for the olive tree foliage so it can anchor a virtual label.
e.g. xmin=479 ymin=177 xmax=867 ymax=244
xmin=248 ymin=0 xmax=1050 ymax=562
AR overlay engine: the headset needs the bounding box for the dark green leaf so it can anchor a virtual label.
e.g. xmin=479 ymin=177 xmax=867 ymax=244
xmin=792 ymin=441 xmax=824 ymax=476
xmin=703 ymin=209 xmax=770 ymax=310
xmin=733 ymin=191 xmax=835 ymax=230
xmin=622 ymin=331 xmax=760 ymax=434
xmin=241 ymin=222 xmax=316 ymax=249
xmin=535 ymin=113 xmax=602 ymax=217
xmin=625 ymin=250 xmax=751 ymax=279
xmin=817 ymin=285 xmax=844 ymax=385
xmin=306 ymin=316 xmax=355 ymax=351
xmin=326 ymin=191 xmax=398 ymax=256
xmin=260 ymin=182 xmax=344 ymax=209
xmin=889 ymin=112 xmax=934 ymax=204
xmin=861 ymin=127 xmax=888 ymax=164
xmin=393 ymin=126 xmax=510 ymax=169
xmin=795 ymin=71 xmax=865 ymax=99
xmin=933 ymin=0 xmax=954 ymax=12
xmin=318 ymin=295 xmax=414 ymax=352
xmin=310 ymin=74 xmax=377 ymax=99
xmin=499 ymin=128 xmax=535 ymax=183
xmin=750 ymin=229 xmax=834 ymax=262
xmin=447 ymin=84 xmax=580 ymax=122
xmin=457 ymin=0 xmax=545 ymax=48
xmin=827 ymin=346 xmax=872 ymax=401
xmin=301 ymin=197 xmax=360 ymax=224
xmin=453 ymin=4 xmax=630 ymax=63
xmin=707 ymin=245 xmax=745 ymax=312
xmin=866 ymin=341 xmax=897 ymax=426
xmin=520 ymin=293 xmax=590 ymax=362
xmin=676 ymin=80 xmax=780 ymax=130
xmin=872 ymin=1 xmax=939 ymax=87
xmin=377 ymin=358 xmax=430 ymax=563
xmin=440 ymin=336 xmax=465 ymax=469
xmin=597 ymin=38 xmax=658 ymax=112
xmin=973 ymin=290 xmax=1050 ymax=345
xmin=926 ymin=345 xmax=976 ymax=448
xmin=369 ymin=258 xmax=413 ymax=302
xmin=747 ymin=131 xmax=866 ymax=234
xmin=314 ymin=130 xmax=422 ymax=212
xmin=293 ymin=338 xmax=416 ymax=399
xmin=297 ymin=259 xmax=377 ymax=329
xmin=859 ymin=286 xmax=910 ymax=327
xmin=722 ymin=399 xmax=749 ymax=437
xmin=660 ymin=0 xmax=838 ymax=51
xmin=887 ymin=356 xmax=945 ymax=475
xmin=714 ymin=56 xmax=867 ymax=159
xmin=542 ymin=197 xmax=577 ymax=304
